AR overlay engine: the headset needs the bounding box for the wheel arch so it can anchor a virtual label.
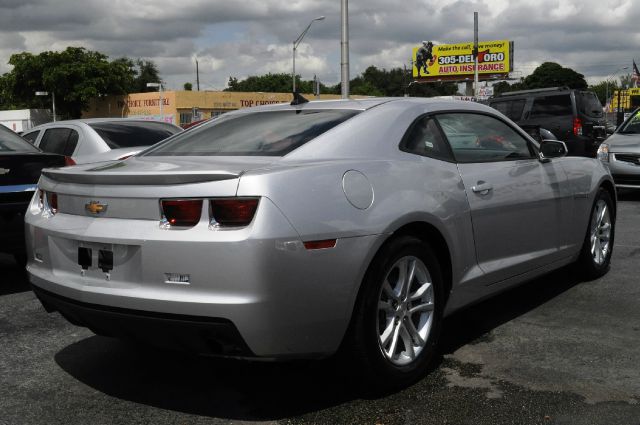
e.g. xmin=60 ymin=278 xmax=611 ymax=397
xmin=599 ymin=178 xmax=617 ymax=218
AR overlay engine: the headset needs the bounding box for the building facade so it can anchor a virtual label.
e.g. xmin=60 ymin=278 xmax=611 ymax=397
xmin=84 ymin=91 xmax=343 ymax=126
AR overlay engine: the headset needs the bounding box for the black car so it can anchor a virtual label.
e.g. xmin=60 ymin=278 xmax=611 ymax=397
xmin=489 ymin=87 xmax=606 ymax=157
xmin=0 ymin=125 xmax=66 ymax=265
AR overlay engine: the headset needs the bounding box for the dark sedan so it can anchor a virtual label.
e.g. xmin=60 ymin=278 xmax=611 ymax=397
xmin=0 ymin=125 xmax=65 ymax=265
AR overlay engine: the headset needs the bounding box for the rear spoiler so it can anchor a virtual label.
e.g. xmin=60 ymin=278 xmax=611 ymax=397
xmin=41 ymin=169 xmax=239 ymax=185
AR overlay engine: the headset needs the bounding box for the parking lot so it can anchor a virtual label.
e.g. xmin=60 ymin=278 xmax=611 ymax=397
xmin=1 ymin=192 xmax=639 ymax=425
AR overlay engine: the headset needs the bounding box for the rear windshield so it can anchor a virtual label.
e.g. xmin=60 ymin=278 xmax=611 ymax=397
xmin=88 ymin=121 xmax=181 ymax=149
xmin=0 ymin=125 xmax=40 ymax=153
xmin=577 ymin=91 xmax=604 ymax=118
xmin=142 ymin=110 xmax=360 ymax=157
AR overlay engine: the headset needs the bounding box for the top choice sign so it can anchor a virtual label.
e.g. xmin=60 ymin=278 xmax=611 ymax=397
xmin=412 ymin=40 xmax=512 ymax=79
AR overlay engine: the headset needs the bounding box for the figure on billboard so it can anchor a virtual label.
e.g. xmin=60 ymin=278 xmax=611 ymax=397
xmin=415 ymin=41 xmax=435 ymax=76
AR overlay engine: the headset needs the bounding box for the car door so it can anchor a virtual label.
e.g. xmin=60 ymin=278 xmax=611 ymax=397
xmin=435 ymin=112 xmax=572 ymax=283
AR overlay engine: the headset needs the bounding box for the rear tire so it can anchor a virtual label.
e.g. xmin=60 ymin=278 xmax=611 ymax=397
xmin=577 ymin=188 xmax=615 ymax=279
xmin=346 ymin=236 xmax=444 ymax=391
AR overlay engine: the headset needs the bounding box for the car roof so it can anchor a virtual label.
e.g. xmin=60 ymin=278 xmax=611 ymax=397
xmin=229 ymin=96 xmax=494 ymax=114
xmin=27 ymin=118 xmax=181 ymax=131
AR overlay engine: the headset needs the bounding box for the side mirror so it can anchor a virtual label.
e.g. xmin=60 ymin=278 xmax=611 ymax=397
xmin=539 ymin=140 xmax=567 ymax=162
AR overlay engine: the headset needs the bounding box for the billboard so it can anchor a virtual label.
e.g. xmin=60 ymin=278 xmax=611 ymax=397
xmin=412 ymin=40 xmax=513 ymax=80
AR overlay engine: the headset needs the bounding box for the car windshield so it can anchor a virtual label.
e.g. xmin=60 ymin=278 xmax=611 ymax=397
xmin=142 ymin=110 xmax=360 ymax=157
xmin=619 ymin=110 xmax=640 ymax=134
xmin=0 ymin=125 xmax=40 ymax=153
xmin=88 ymin=121 xmax=181 ymax=149
xmin=578 ymin=91 xmax=604 ymax=118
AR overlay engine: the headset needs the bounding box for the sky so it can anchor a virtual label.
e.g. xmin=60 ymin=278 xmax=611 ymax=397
xmin=0 ymin=0 xmax=637 ymax=91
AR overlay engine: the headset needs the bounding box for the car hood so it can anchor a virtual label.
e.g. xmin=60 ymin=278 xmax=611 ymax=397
xmin=41 ymin=156 xmax=280 ymax=185
xmin=606 ymin=133 xmax=640 ymax=153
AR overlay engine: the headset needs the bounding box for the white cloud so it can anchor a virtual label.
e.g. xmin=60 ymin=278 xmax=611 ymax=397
xmin=0 ymin=0 xmax=639 ymax=90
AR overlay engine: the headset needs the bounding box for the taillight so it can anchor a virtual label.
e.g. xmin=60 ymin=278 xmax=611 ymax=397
xmin=64 ymin=156 xmax=76 ymax=166
xmin=160 ymin=200 xmax=203 ymax=228
xmin=46 ymin=192 xmax=58 ymax=214
xmin=573 ymin=117 xmax=583 ymax=136
xmin=209 ymin=198 xmax=259 ymax=227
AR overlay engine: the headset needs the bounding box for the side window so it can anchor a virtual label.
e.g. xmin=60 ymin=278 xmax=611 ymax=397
xmin=39 ymin=128 xmax=79 ymax=156
xmin=436 ymin=113 xmax=534 ymax=163
xmin=400 ymin=115 xmax=452 ymax=161
xmin=490 ymin=99 xmax=525 ymax=121
xmin=530 ymin=95 xmax=572 ymax=118
xmin=65 ymin=129 xmax=79 ymax=156
xmin=22 ymin=131 xmax=39 ymax=144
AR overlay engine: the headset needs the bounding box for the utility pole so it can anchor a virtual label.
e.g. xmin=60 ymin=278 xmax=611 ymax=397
xmin=196 ymin=59 xmax=200 ymax=91
xmin=473 ymin=12 xmax=479 ymax=97
xmin=341 ymin=0 xmax=350 ymax=98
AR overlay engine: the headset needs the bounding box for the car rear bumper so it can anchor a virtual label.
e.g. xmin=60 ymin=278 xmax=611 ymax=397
xmin=25 ymin=197 xmax=379 ymax=358
xmin=32 ymin=284 xmax=254 ymax=356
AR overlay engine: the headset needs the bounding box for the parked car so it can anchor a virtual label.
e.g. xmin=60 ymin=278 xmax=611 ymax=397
xmin=488 ymin=87 xmax=606 ymax=157
xmin=0 ymin=125 xmax=65 ymax=265
xmin=25 ymin=98 xmax=615 ymax=389
xmin=597 ymin=107 xmax=640 ymax=188
xmin=22 ymin=118 xmax=182 ymax=164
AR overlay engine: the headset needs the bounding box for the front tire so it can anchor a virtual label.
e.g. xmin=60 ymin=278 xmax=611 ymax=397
xmin=577 ymin=188 xmax=615 ymax=279
xmin=347 ymin=236 xmax=444 ymax=390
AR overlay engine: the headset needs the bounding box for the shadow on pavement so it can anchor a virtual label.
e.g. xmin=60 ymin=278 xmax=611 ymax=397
xmin=0 ymin=253 xmax=30 ymax=296
xmin=617 ymin=189 xmax=640 ymax=202
xmin=54 ymin=265 xmax=582 ymax=421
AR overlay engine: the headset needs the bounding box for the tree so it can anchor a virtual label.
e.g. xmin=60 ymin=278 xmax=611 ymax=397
xmin=225 ymin=67 xmax=457 ymax=97
xmin=184 ymin=82 xmax=193 ymax=91
xmin=523 ymin=62 xmax=587 ymax=90
xmin=225 ymin=73 xmax=333 ymax=94
xmin=2 ymin=47 xmax=134 ymax=118
xmin=589 ymin=80 xmax=620 ymax=106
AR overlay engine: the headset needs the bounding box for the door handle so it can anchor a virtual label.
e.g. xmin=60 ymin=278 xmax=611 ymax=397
xmin=471 ymin=181 xmax=493 ymax=195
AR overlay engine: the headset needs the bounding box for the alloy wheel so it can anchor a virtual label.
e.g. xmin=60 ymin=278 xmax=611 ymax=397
xmin=376 ymin=256 xmax=434 ymax=366
xmin=590 ymin=199 xmax=611 ymax=266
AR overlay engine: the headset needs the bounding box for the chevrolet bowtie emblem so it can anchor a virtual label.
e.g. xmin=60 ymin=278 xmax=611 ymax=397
xmin=85 ymin=201 xmax=108 ymax=215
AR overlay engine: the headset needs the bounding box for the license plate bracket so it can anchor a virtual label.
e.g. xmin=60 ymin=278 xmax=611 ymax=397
xmin=98 ymin=249 xmax=114 ymax=273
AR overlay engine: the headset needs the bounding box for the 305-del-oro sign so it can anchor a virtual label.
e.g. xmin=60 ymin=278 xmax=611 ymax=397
xmin=412 ymin=40 xmax=513 ymax=81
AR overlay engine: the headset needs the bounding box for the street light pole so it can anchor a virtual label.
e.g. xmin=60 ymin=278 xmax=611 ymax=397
xmin=35 ymin=91 xmax=55 ymax=122
xmin=341 ymin=0 xmax=349 ymax=98
xmin=292 ymin=16 xmax=325 ymax=93
xmin=146 ymin=82 xmax=163 ymax=121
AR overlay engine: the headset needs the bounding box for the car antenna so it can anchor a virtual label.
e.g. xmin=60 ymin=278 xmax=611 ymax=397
xmin=291 ymin=91 xmax=309 ymax=106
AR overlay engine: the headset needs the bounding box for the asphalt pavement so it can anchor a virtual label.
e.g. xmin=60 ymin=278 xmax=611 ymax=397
xmin=1 ymin=193 xmax=639 ymax=425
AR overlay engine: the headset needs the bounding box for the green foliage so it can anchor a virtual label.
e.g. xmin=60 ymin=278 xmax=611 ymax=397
xmin=589 ymin=80 xmax=620 ymax=106
xmin=523 ymin=62 xmax=587 ymax=90
xmin=184 ymin=82 xmax=193 ymax=91
xmin=225 ymin=73 xmax=332 ymax=94
xmin=491 ymin=62 xmax=589 ymax=98
xmin=0 ymin=47 xmax=156 ymax=118
xmin=225 ymin=66 xmax=457 ymax=97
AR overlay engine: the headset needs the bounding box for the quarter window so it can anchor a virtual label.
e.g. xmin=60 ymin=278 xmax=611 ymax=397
xmin=436 ymin=113 xmax=533 ymax=163
xmin=39 ymin=128 xmax=79 ymax=156
xmin=400 ymin=116 xmax=451 ymax=161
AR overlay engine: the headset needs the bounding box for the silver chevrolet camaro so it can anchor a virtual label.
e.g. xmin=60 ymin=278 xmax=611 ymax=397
xmin=25 ymin=98 xmax=616 ymax=388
